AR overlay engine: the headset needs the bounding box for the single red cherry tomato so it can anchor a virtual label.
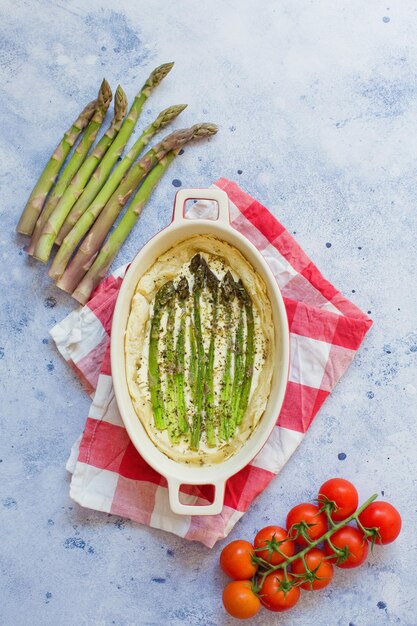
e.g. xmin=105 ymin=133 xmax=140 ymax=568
xmin=324 ymin=526 xmax=369 ymax=568
xmin=222 ymin=580 xmax=260 ymax=619
xmin=220 ymin=539 xmax=258 ymax=580
xmin=286 ymin=503 xmax=328 ymax=546
xmin=291 ymin=548 xmax=334 ymax=590
xmin=260 ymin=571 xmax=300 ymax=612
xmin=254 ymin=525 xmax=295 ymax=565
xmin=358 ymin=501 xmax=402 ymax=544
xmin=318 ymin=478 xmax=359 ymax=521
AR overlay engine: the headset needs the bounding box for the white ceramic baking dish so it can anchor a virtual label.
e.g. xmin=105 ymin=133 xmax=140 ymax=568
xmin=111 ymin=188 xmax=289 ymax=516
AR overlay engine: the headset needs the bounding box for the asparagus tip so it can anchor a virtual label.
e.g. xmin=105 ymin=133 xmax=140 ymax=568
xmin=206 ymin=267 xmax=219 ymax=293
xmin=221 ymin=270 xmax=236 ymax=301
xmin=190 ymin=254 xmax=208 ymax=289
xmin=114 ymin=85 xmax=128 ymax=117
xmin=235 ymin=278 xmax=251 ymax=306
xmin=176 ymin=276 xmax=190 ymax=300
xmin=153 ymin=104 xmax=188 ymax=129
xmin=98 ymin=78 xmax=112 ymax=107
xmin=190 ymin=123 xmax=219 ymax=138
xmin=190 ymin=253 xmax=202 ymax=273
xmin=156 ymin=280 xmax=176 ymax=306
xmin=145 ymin=62 xmax=175 ymax=89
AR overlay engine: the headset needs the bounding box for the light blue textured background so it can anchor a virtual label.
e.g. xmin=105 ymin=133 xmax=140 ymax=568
xmin=1 ymin=1 xmax=416 ymax=625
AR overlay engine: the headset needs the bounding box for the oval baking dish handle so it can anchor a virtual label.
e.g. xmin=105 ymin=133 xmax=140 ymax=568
xmin=172 ymin=187 xmax=230 ymax=225
xmin=167 ymin=477 xmax=226 ymax=516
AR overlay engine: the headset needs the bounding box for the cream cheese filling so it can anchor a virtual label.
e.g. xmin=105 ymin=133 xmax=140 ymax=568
xmin=125 ymin=235 xmax=275 ymax=466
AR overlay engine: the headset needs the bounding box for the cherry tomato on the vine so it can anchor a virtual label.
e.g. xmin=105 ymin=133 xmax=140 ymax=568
xmin=260 ymin=571 xmax=300 ymax=612
xmin=220 ymin=540 xmax=258 ymax=580
xmin=254 ymin=525 xmax=295 ymax=565
xmin=324 ymin=526 xmax=368 ymax=568
xmin=286 ymin=503 xmax=328 ymax=546
xmin=291 ymin=548 xmax=334 ymax=590
xmin=318 ymin=478 xmax=359 ymax=521
xmin=358 ymin=501 xmax=402 ymax=544
xmin=222 ymin=580 xmax=261 ymax=619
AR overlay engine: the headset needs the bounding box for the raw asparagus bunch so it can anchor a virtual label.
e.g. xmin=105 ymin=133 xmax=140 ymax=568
xmin=33 ymin=64 xmax=174 ymax=264
xmin=69 ymin=123 xmax=218 ymax=304
xmin=58 ymin=127 xmax=197 ymax=293
xmin=39 ymin=85 xmax=128 ymax=251
xmin=148 ymin=281 xmax=176 ymax=430
xmin=55 ymin=103 xmax=187 ymax=247
xmin=42 ymin=62 xmax=174 ymax=251
xmin=175 ymin=277 xmax=190 ymax=435
xmin=49 ymin=105 xmax=187 ymax=284
xmin=16 ymin=96 xmax=98 ymax=235
xmin=29 ymin=79 xmax=113 ymax=258
xmin=71 ymin=151 xmax=177 ymax=304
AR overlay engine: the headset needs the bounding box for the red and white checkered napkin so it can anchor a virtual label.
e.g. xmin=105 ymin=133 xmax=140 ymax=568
xmin=51 ymin=178 xmax=372 ymax=548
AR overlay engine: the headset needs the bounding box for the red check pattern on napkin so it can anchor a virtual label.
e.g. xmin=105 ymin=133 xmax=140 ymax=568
xmin=51 ymin=178 xmax=372 ymax=548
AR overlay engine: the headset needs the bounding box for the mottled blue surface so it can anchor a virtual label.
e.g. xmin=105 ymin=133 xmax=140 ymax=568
xmin=1 ymin=1 xmax=416 ymax=625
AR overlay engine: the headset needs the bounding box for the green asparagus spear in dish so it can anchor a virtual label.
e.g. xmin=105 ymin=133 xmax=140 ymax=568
xmin=175 ymin=277 xmax=190 ymax=435
xmin=189 ymin=254 xmax=208 ymax=450
xmin=164 ymin=285 xmax=180 ymax=443
xmin=189 ymin=313 xmax=197 ymax=417
xmin=148 ymin=280 xmax=176 ymax=430
xmin=235 ymin=279 xmax=255 ymax=425
xmin=230 ymin=305 xmax=245 ymax=430
xmin=204 ymin=266 xmax=220 ymax=446
xmin=218 ymin=271 xmax=236 ymax=440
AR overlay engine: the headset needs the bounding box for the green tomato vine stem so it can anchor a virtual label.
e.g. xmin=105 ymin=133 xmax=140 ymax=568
xmin=253 ymin=493 xmax=378 ymax=589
